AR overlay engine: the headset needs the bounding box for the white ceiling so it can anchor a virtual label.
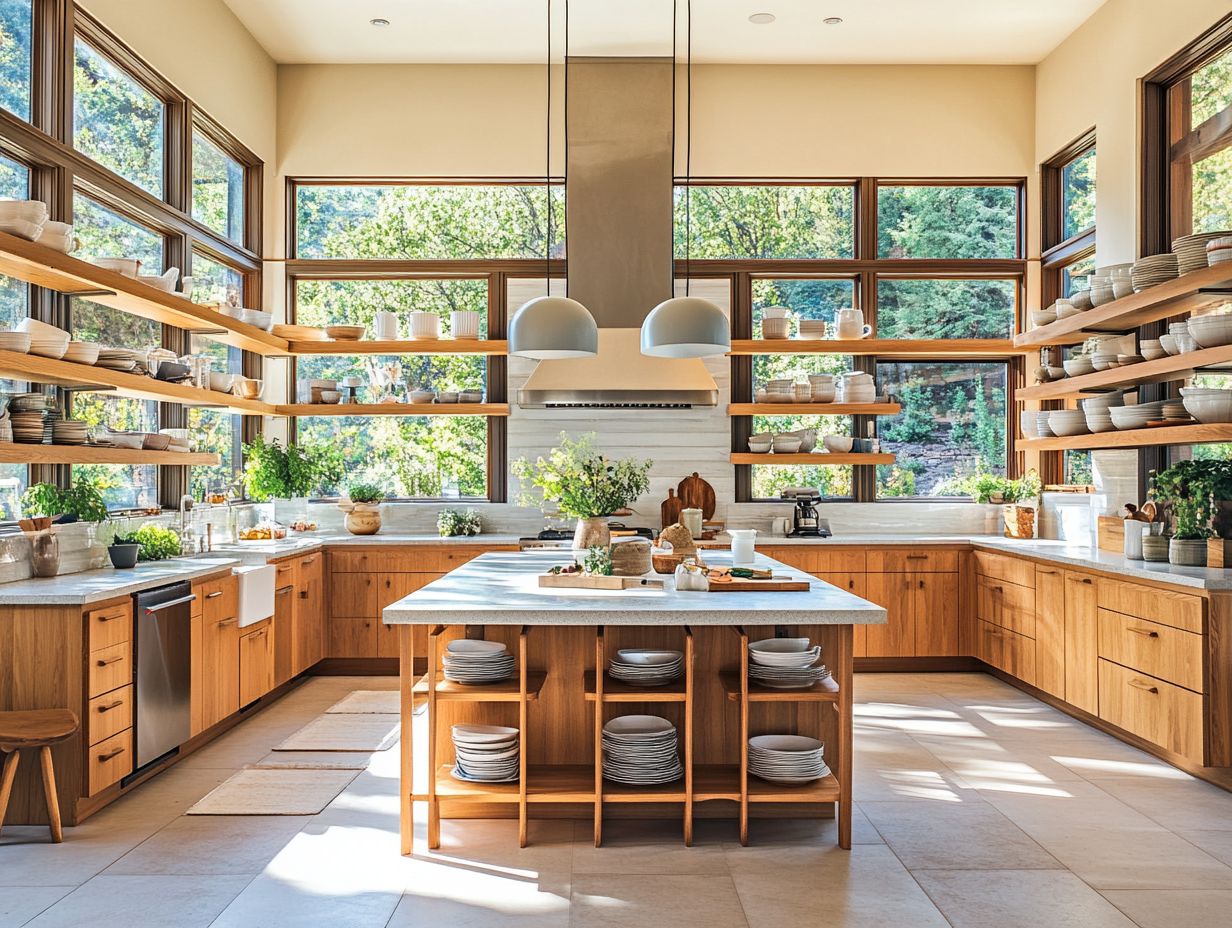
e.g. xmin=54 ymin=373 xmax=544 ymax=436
xmin=221 ymin=0 xmax=1108 ymax=66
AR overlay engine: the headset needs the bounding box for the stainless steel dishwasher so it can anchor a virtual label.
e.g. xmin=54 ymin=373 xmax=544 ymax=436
xmin=133 ymin=581 xmax=196 ymax=770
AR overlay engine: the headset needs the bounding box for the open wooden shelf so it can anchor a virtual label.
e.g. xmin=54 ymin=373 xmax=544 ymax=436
xmin=720 ymin=671 xmax=840 ymax=702
xmin=0 ymin=230 xmax=289 ymax=355
xmin=0 ymin=445 xmax=219 ymax=465
xmin=1016 ymin=344 xmax=1232 ymax=401
xmin=526 ymin=764 xmax=596 ymax=803
xmin=1019 ymin=423 xmax=1232 ymax=451
xmin=1014 ymin=263 xmax=1232 ymax=349
xmin=730 ymin=452 xmax=895 ymax=466
xmin=433 ymin=765 xmax=521 ymax=802
xmin=584 ymin=670 xmax=686 ymax=702
xmin=692 ymin=764 xmax=741 ymax=802
xmin=603 ymin=778 xmax=687 ymax=803
xmin=277 ymin=402 xmax=508 ymax=418
xmin=414 ymin=670 xmax=545 ymax=702
xmin=748 ymin=771 xmax=840 ymax=803
xmin=286 ymin=338 xmax=506 ymax=356
xmin=728 ymin=403 xmax=901 ymax=416
xmin=730 ymin=338 xmax=1022 ymax=357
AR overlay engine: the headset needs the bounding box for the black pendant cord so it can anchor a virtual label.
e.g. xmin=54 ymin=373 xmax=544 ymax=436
xmin=564 ymin=0 xmax=570 ymax=298
xmin=545 ymin=0 xmax=551 ymax=292
xmin=685 ymin=0 xmax=693 ymax=297
xmin=671 ymin=0 xmax=677 ymax=299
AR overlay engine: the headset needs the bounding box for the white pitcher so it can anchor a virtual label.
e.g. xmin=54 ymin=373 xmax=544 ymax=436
xmin=373 ymin=311 xmax=399 ymax=340
xmin=729 ymin=529 xmax=757 ymax=566
xmin=836 ymin=308 xmax=872 ymax=339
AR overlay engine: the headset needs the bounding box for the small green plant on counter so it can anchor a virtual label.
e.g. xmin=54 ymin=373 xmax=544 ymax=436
xmin=1150 ymin=460 xmax=1232 ymax=539
xmin=242 ymin=436 xmax=339 ymax=501
xmin=437 ymin=508 xmax=482 ymax=537
xmin=511 ymin=432 xmax=651 ymax=519
xmin=131 ymin=524 xmax=182 ymax=561
xmin=21 ymin=480 xmax=109 ymax=522
xmin=110 ymin=532 xmax=140 ymax=547
xmin=347 ymin=483 xmax=386 ymax=504
xmin=582 ymin=546 xmax=613 ymax=576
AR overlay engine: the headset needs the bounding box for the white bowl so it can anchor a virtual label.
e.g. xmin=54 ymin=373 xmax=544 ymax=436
xmin=772 ymin=435 xmax=803 ymax=453
xmin=1048 ymin=410 xmax=1090 ymax=436
xmin=1030 ymin=308 xmax=1057 ymax=327
xmin=208 ymin=372 xmax=235 ymax=393
xmin=1019 ymin=410 xmax=1036 ymax=438
xmin=1185 ymin=314 xmax=1232 ymax=348
xmin=1181 ymin=388 xmax=1232 ymax=423
xmin=62 ymin=341 xmax=99 ymax=365
xmin=93 ymin=257 xmax=140 ymax=277
xmin=1079 ymin=390 xmax=1125 ymax=410
xmin=748 ymin=438 xmax=772 ymax=453
xmin=16 ymin=318 xmax=68 ymax=340
xmin=822 ymin=435 xmax=853 ymax=453
xmin=615 ymin=649 xmax=682 ymax=666
xmin=1063 ymin=356 xmax=1095 ymax=377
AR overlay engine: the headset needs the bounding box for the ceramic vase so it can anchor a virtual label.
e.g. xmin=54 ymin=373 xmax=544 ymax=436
xmin=344 ymin=503 xmax=382 ymax=536
xmin=1169 ymin=537 xmax=1208 ymax=567
xmin=31 ymin=531 xmax=59 ymax=577
xmin=573 ymin=517 xmax=610 ymax=552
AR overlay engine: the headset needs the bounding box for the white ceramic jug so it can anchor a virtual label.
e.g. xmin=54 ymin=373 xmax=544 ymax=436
xmin=374 ymin=311 xmax=399 ymax=340
xmin=729 ymin=529 xmax=757 ymax=566
xmin=836 ymin=308 xmax=872 ymax=339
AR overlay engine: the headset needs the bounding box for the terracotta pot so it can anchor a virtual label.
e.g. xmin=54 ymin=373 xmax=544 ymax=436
xmin=344 ymin=503 xmax=382 ymax=536
xmin=1169 ymin=537 xmax=1208 ymax=567
xmin=1141 ymin=533 xmax=1171 ymax=562
xmin=573 ymin=517 xmax=610 ymax=551
xmin=1002 ymin=504 xmax=1036 ymax=539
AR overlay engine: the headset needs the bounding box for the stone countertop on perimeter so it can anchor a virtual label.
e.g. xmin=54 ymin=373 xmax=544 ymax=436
xmin=382 ymin=550 xmax=888 ymax=627
xmin=0 ymin=557 xmax=240 ymax=606
xmin=205 ymin=532 xmax=523 ymax=561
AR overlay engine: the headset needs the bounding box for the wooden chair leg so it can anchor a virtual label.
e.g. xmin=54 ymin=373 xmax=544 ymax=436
xmin=39 ymin=746 xmax=62 ymax=843
xmin=0 ymin=749 xmax=20 ymax=835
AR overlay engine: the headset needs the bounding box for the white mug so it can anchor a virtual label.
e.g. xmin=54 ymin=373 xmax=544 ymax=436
xmin=374 ymin=311 xmax=399 ymax=340
xmin=836 ymin=308 xmax=872 ymax=339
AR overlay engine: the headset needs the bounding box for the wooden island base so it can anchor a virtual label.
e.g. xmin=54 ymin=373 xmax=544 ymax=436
xmin=397 ymin=621 xmax=855 ymax=852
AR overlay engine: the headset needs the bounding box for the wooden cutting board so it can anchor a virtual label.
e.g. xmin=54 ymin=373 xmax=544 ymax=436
xmin=660 ymin=488 xmax=683 ymax=529
xmin=539 ymin=574 xmax=666 ymax=591
xmin=677 ymin=472 xmax=716 ymax=520
xmin=707 ymin=576 xmax=810 ymax=592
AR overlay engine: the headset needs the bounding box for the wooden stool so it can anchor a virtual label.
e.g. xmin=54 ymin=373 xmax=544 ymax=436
xmin=0 ymin=709 xmax=79 ymax=842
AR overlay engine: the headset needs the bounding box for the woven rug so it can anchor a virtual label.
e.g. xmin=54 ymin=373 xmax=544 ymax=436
xmin=254 ymin=750 xmax=373 ymax=770
xmin=273 ymin=713 xmax=400 ymax=752
xmin=325 ymin=690 xmax=401 ymax=714
xmin=187 ymin=767 xmax=359 ymax=815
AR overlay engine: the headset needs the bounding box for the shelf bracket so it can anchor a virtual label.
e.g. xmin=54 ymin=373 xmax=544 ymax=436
xmin=63 ymin=289 xmax=116 ymax=298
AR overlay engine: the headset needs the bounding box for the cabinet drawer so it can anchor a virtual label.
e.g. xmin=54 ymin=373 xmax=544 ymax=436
xmin=1098 ymin=660 xmax=1204 ymax=761
xmin=199 ymin=577 xmax=238 ymax=625
xmin=976 ymin=619 xmax=1036 ymax=686
xmin=1097 ymin=609 xmax=1204 ymax=693
xmin=87 ymin=602 xmax=132 ymax=651
xmin=867 ymin=548 xmax=960 ymax=573
xmin=272 ymin=559 xmax=298 ymax=586
xmin=88 ymin=728 xmax=133 ymax=796
xmin=1097 ymin=579 xmax=1203 ymax=634
xmin=329 ymin=550 xmax=423 ymax=573
xmin=976 ymin=575 xmax=1036 ymax=637
xmin=758 ymin=547 xmax=813 ymax=571
xmin=974 ymin=550 xmax=1036 ymax=589
xmin=421 ymin=545 xmax=517 ymax=572
xmin=88 ymin=684 xmax=133 ymax=746
xmin=88 ymin=642 xmax=131 ymax=698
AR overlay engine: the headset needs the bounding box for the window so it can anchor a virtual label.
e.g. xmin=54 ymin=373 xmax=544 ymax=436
xmin=1062 ymin=147 xmax=1097 ymax=240
xmin=875 ymin=362 xmax=1008 ymax=498
xmin=188 ymin=253 xmax=245 ymax=498
xmin=1041 ymin=133 xmax=1096 ymax=307
xmin=192 ymin=129 xmax=245 ymax=244
xmin=0 ymin=150 xmax=28 ymax=513
xmin=294 ymin=183 xmax=564 ymax=260
xmin=876 ymin=278 xmax=1016 ymax=340
xmin=752 ymin=277 xmax=854 ymax=339
xmin=674 ymin=185 xmax=855 ymax=259
xmin=877 ymin=185 xmax=1019 ymax=259
xmin=0 ymin=0 xmax=32 ymax=121
xmin=73 ymin=37 xmax=165 ymax=196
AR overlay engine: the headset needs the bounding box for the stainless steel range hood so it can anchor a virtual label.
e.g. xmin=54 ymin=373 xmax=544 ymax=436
xmin=518 ymin=57 xmax=719 ymax=408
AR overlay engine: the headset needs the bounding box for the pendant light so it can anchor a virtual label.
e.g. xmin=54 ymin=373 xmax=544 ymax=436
xmin=508 ymin=0 xmax=597 ymax=360
xmin=641 ymin=0 xmax=729 ymax=359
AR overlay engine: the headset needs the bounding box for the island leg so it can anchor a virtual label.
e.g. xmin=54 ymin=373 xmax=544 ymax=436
xmin=837 ymin=624 xmax=853 ymax=850
xmin=399 ymin=624 xmax=415 ymax=856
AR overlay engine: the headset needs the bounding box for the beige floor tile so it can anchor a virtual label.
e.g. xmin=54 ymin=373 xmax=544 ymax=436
xmin=728 ymin=844 xmax=949 ymax=928
xmin=23 ymin=875 xmax=250 ymax=928
xmin=574 ymin=818 xmax=726 ymax=874
xmin=911 ymin=732 xmax=1087 ymax=792
xmin=0 ymin=818 xmax=167 ymax=886
xmin=1093 ymin=776 xmax=1232 ymax=833
xmin=1102 ymin=890 xmax=1232 ymax=928
xmin=106 ymin=814 xmax=312 ymax=875
xmin=1045 ymin=738 xmax=1190 ymax=782
xmin=730 ymin=805 xmax=883 ymax=847
xmin=570 ymin=874 xmax=748 ymax=928
xmin=0 ymin=886 xmax=73 ymax=928
xmin=1177 ymin=829 xmax=1232 ymax=867
xmin=417 ymin=819 xmax=574 ymax=879
xmin=915 ymin=869 xmax=1137 ymax=928
xmin=860 ymin=797 xmax=1061 ymax=870
xmin=392 ymin=856 xmax=570 ymax=928
xmin=852 ymin=731 xmax=979 ymax=802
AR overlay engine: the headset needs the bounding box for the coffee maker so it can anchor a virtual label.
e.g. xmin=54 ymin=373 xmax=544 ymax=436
xmin=782 ymin=489 xmax=830 ymax=537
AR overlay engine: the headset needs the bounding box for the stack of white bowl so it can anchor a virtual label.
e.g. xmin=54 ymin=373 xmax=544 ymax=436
xmin=0 ymin=199 xmax=48 ymax=240
xmin=1019 ymin=410 xmax=1037 ymax=438
xmin=748 ymin=735 xmax=830 ymax=784
xmin=771 ymin=433 xmax=803 ymax=454
xmin=1208 ymin=237 xmax=1232 ymax=266
xmin=1091 ymin=349 xmax=1121 ymax=371
xmin=1070 ymin=290 xmax=1094 ymax=311
xmin=608 ymin=649 xmax=683 ymax=686
xmin=797 ymin=318 xmax=827 ymax=339
xmin=1109 ymin=401 xmax=1165 ymax=430
xmin=1169 ymin=320 xmax=1198 ymax=353
xmin=836 ymin=371 xmax=875 ymax=403
xmin=1180 ymin=387 xmax=1232 ymax=423
xmin=808 ymin=374 xmax=836 ymax=402
xmin=451 ymin=724 xmax=519 ymax=783
xmin=1140 ymin=338 xmax=1166 ymax=360
xmin=63 ymin=341 xmax=99 ymax=365
xmin=763 ymin=379 xmax=794 ymax=403
xmin=16 ymin=319 xmax=69 ymax=359
xmin=1030 ymin=306 xmax=1057 ymax=328
xmin=1173 ymin=232 xmax=1230 ymax=274
xmin=1131 ymin=253 xmax=1180 ymax=291
xmin=1080 ymin=390 xmax=1125 ymax=433
xmin=1054 ymin=298 xmax=1080 ymax=320
xmin=1185 ymin=313 xmax=1232 ymax=349
xmin=1048 ymin=409 xmax=1089 ymax=436
xmin=748 ymin=637 xmax=831 ymax=689
xmin=601 ymin=715 xmax=684 ymax=786
xmin=441 ymin=639 xmax=515 ymax=684
xmin=1035 ymin=411 xmax=1054 ymax=436
xmin=761 ymin=306 xmax=792 ymax=340
xmin=1101 ymin=264 xmax=1134 ymax=299
xmin=1063 ymin=354 xmax=1095 ymax=377
xmin=1089 ymin=273 xmax=1115 ymax=306
xmin=96 ymin=348 xmax=141 ymax=371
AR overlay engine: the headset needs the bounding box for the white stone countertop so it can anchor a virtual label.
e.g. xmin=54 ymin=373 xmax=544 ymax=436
xmin=382 ymin=550 xmax=888 ymax=627
xmin=0 ymin=557 xmax=240 ymax=606
xmin=206 ymin=532 xmax=523 ymax=561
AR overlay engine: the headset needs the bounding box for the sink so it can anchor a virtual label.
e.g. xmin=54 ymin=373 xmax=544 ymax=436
xmin=233 ymin=564 xmax=275 ymax=628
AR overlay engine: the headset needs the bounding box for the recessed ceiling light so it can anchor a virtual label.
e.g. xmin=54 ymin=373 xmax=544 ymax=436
xmin=823 ymin=16 xmax=843 ymax=25
xmin=748 ymin=13 xmax=776 ymax=25
xmin=369 ymin=17 xmax=391 ymax=27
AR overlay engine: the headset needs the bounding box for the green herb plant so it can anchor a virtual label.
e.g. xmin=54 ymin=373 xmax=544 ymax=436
xmin=1150 ymin=460 xmax=1232 ymax=539
xmin=512 ymin=432 xmax=651 ymax=520
xmin=581 ymin=546 xmax=613 ymax=576
xmin=241 ymin=436 xmax=339 ymax=501
xmin=131 ymin=524 xmax=182 ymax=561
xmin=347 ymin=483 xmax=385 ymax=504
xmin=437 ymin=508 xmax=482 ymax=537
xmin=21 ymin=480 xmax=109 ymax=522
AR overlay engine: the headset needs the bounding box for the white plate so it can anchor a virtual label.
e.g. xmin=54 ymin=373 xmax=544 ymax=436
xmin=749 ymin=734 xmax=824 ymax=753
xmin=451 ymin=724 xmax=519 ymax=744
xmin=603 ymin=715 xmax=675 ymax=737
xmin=447 ymin=639 xmax=509 ymax=655
xmin=614 ymin=649 xmax=682 ymax=666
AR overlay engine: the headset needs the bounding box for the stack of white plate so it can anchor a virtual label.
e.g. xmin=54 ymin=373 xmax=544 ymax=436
xmin=1088 ymin=273 xmax=1115 ymax=306
xmin=0 ymin=199 xmax=48 ymax=240
xmin=608 ymin=649 xmax=682 ymax=686
xmin=749 ymin=734 xmax=830 ymax=784
xmin=797 ymin=318 xmax=827 ymax=340
xmin=1208 ymin=236 xmax=1232 ymax=265
xmin=442 ymin=638 xmax=515 ymax=684
xmin=1035 ymin=411 xmax=1054 ymax=436
xmin=0 ymin=331 xmax=31 ymax=353
xmin=16 ymin=319 xmax=69 ymax=359
xmin=10 ymin=411 xmax=46 ymax=443
xmin=1173 ymin=232 xmax=1230 ymax=274
xmin=1160 ymin=400 xmax=1191 ymax=423
xmin=1109 ymin=402 xmax=1165 ymax=430
xmin=451 ymin=724 xmax=519 ymax=783
xmin=601 ymin=715 xmax=684 ymax=786
xmin=51 ymin=420 xmax=88 ymax=445
xmin=95 ymin=348 xmax=140 ymax=372
xmin=1131 ymin=253 xmax=1180 ymax=291
xmin=748 ymin=637 xmax=831 ymax=689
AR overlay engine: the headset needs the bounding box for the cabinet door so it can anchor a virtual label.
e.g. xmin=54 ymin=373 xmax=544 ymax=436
xmin=190 ymin=613 xmax=203 ymax=736
xmin=818 ymin=572 xmax=867 ymax=656
xmin=201 ymin=614 xmax=239 ymax=729
xmin=376 ymin=573 xmax=436 ymax=658
xmin=863 ymin=572 xmax=914 ymax=657
xmin=329 ymin=571 xmax=377 ymax=617
xmin=272 ymin=581 xmax=296 ymax=686
xmin=239 ymin=623 xmax=274 ymax=706
xmin=1034 ymin=567 xmax=1065 ymax=699
xmin=296 ymin=554 xmax=324 ymax=672
xmin=1063 ymin=571 xmax=1099 ymax=714
xmin=914 ymin=572 xmax=959 ymax=656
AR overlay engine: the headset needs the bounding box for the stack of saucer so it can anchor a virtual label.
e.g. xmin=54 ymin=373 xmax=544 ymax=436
xmin=51 ymin=419 xmax=88 ymax=445
xmin=608 ymin=649 xmax=683 ymax=686
xmin=1131 ymin=253 xmax=1180 ymax=292
xmin=1173 ymin=232 xmax=1230 ymax=275
xmin=442 ymin=639 xmax=515 ymax=684
xmin=748 ymin=734 xmax=830 ymax=784
xmin=601 ymin=715 xmax=684 ymax=785
xmin=748 ymin=637 xmax=832 ymax=689
xmin=797 ymin=318 xmax=827 ymax=340
xmin=451 ymin=724 xmax=519 ymax=783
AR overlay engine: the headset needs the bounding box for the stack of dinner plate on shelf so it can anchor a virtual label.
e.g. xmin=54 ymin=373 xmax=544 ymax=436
xmin=95 ymin=348 xmax=141 ymax=372
xmin=51 ymin=419 xmax=88 ymax=445
xmin=1173 ymin=232 xmax=1230 ymax=275
xmin=607 ymin=649 xmax=683 ymax=686
xmin=601 ymin=715 xmax=684 ymax=785
xmin=450 ymin=724 xmax=519 ymax=783
xmin=441 ymin=638 xmax=515 ymax=685
xmin=0 ymin=330 xmax=31 ymax=354
xmin=748 ymin=637 xmax=832 ymax=689
xmin=748 ymin=734 xmax=830 ymax=784
xmin=1130 ymin=253 xmax=1180 ymax=292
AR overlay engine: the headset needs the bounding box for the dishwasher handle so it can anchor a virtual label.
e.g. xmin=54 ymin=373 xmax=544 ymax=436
xmin=143 ymin=593 xmax=197 ymax=615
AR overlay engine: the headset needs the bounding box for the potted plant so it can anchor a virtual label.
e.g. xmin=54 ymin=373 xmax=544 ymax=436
xmin=340 ymin=483 xmax=385 ymax=535
xmin=21 ymin=480 xmax=108 ymax=524
xmin=1150 ymin=460 xmax=1232 ymax=566
xmin=438 ymin=508 xmax=482 ymax=537
xmin=108 ymin=531 xmax=142 ymax=568
xmin=242 ymin=436 xmax=339 ymax=522
xmin=512 ymin=432 xmax=651 ymax=551
xmin=1001 ymin=471 xmax=1042 ymax=539
xmin=129 ymin=524 xmax=183 ymax=561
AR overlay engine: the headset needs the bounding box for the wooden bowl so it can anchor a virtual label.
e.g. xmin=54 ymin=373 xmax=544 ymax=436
xmin=325 ymin=324 xmax=366 ymax=340
xmin=652 ymin=553 xmax=682 ymax=574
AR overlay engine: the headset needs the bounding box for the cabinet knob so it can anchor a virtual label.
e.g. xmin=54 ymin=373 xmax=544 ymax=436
xmin=1127 ymin=626 xmax=1160 ymax=639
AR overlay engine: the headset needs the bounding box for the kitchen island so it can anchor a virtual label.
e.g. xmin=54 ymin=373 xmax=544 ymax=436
xmin=383 ymin=550 xmax=887 ymax=853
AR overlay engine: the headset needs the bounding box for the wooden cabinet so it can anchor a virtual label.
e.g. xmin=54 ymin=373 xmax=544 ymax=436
xmin=977 ymin=619 xmax=1036 ymax=685
xmin=866 ymin=548 xmax=960 ymax=573
xmin=976 ymin=575 xmax=1036 ymax=637
xmin=295 ymin=553 xmax=325 ymax=673
xmin=376 ymin=573 xmax=438 ymax=657
xmin=914 ymin=572 xmax=959 ymax=656
xmin=239 ymin=621 xmax=274 ymax=706
xmin=1098 ymin=609 xmax=1204 ymax=694
xmin=272 ymin=572 xmax=297 ymax=686
xmin=1098 ymin=659 xmax=1204 ymax=760
xmin=1033 ymin=567 xmax=1066 ymax=699
xmin=199 ymin=576 xmax=240 ymax=730
xmin=863 ymin=572 xmax=914 ymax=657
xmin=88 ymin=729 xmax=133 ymax=797
xmin=1097 ymin=579 xmax=1203 ymax=633
xmin=1063 ymin=571 xmax=1099 ymax=715
xmin=87 ymin=684 xmax=133 ymax=747
xmin=819 ymin=572 xmax=868 ymax=656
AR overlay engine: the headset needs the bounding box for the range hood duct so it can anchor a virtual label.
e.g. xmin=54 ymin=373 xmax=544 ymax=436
xmin=518 ymin=57 xmax=719 ymax=408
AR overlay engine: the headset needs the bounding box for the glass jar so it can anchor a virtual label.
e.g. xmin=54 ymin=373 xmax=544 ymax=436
xmin=31 ymin=531 xmax=59 ymax=577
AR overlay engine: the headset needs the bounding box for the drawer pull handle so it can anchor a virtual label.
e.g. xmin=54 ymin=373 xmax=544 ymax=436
xmin=1127 ymin=626 xmax=1160 ymax=638
xmin=299 ymin=590 xmax=309 ymax=599
xmin=905 ymin=554 xmax=929 ymax=560
xmin=97 ymin=747 xmax=126 ymax=762
xmin=206 ymin=591 xmax=224 ymax=599
xmin=1080 ymin=578 xmax=1093 ymax=585
xmin=277 ymin=585 xmax=294 ymax=595
xmin=96 ymin=612 xmax=124 ymax=623
xmin=1037 ymin=569 xmax=1058 ymax=575
xmin=96 ymin=655 xmax=123 ymax=667
xmin=96 ymin=700 xmax=124 ymax=713
xmin=218 ymin=618 xmax=237 ymax=627
xmin=301 ymin=556 xmax=317 ymax=565
xmin=1128 ymin=679 xmax=1159 ymax=694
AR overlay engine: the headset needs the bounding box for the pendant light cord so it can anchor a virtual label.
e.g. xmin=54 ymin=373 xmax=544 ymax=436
xmin=545 ymin=0 xmax=552 ymax=294
xmin=564 ymin=0 xmax=570 ymax=298
xmin=685 ymin=0 xmax=693 ymax=297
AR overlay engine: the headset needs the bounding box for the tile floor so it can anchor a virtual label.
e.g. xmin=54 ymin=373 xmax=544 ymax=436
xmin=3 ymin=672 xmax=1231 ymax=927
